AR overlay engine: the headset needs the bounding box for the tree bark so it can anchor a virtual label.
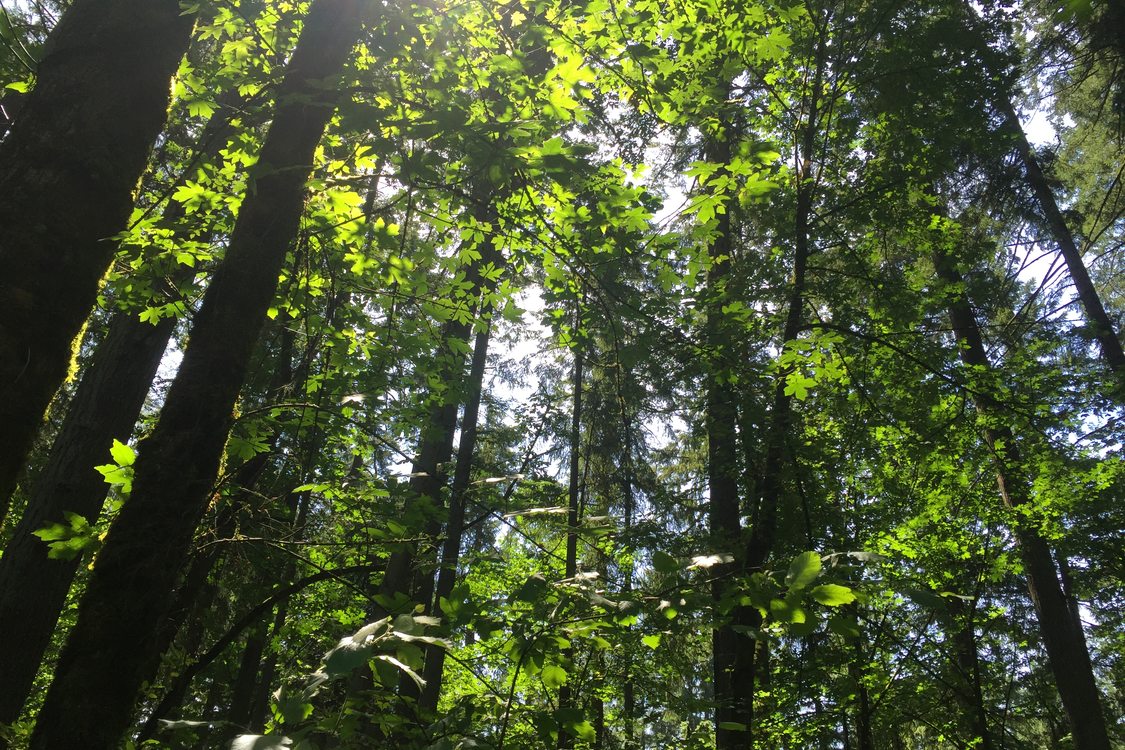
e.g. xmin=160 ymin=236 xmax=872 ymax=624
xmin=557 ymin=312 xmax=584 ymax=750
xmin=225 ymin=620 xmax=269 ymax=736
xmin=0 ymin=0 xmax=195 ymax=514
xmin=0 ymin=85 xmax=251 ymax=727
xmin=947 ymin=597 xmax=995 ymax=750
xmin=420 ymin=322 xmax=492 ymax=711
xmin=933 ymin=244 xmax=1112 ymax=750
xmin=28 ymin=3 xmax=374 ymax=746
xmin=998 ymin=99 xmax=1125 ymax=381
xmin=373 ymin=210 xmax=502 ymax=628
xmin=139 ymin=564 xmax=374 ymax=740
xmin=703 ymin=123 xmax=753 ymax=750
xmin=849 ymin=641 xmax=875 ymax=750
xmin=0 ymin=307 xmax=175 ymax=728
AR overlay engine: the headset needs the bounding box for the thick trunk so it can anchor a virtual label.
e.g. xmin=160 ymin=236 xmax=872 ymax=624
xmin=420 ymin=323 xmax=492 ymax=711
xmin=0 ymin=308 xmax=174 ymax=727
xmin=998 ymin=99 xmax=1125 ymax=380
xmin=0 ymin=0 xmax=195 ymax=511
xmin=0 ymin=85 xmax=248 ymax=726
xmin=28 ymin=3 xmax=373 ymax=746
xmin=934 ymin=247 xmax=1111 ymax=750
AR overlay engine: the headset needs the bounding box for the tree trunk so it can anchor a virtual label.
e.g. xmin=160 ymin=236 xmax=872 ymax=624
xmin=703 ymin=125 xmax=753 ymax=750
xmin=619 ymin=386 xmax=637 ymax=750
xmin=947 ymin=597 xmax=995 ymax=750
xmin=374 ymin=210 xmax=502 ymax=626
xmin=557 ymin=314 xmax=584 ymax=750
xmin=420 ymin=322 xmax=492 ymax=711
xmin=225 ymin=620 xmax=269 ymax=736
xmin=933 ymin=245 xmax=1112 ymax=750
xmin=0 ymin=0 xmax=195 ymax=514
xmin=0 ymin=85 xmax=249 ymax=727
xmin=378 ymin=222 xmax=504 ymax=707
xmin=849 ymin=641 xmax=875 ymax=750
xmin=0 ymin=307 xmax=175 ymax=728
xmin=140 ymin=564 xmax=373 ymax=739
xmin=997 ymin=99 xmax=1125 ymax=380
xmin=373 ymin=355 xmax=462 ymax=623
xmin=28 ymin=3 xmax=374 ymax=746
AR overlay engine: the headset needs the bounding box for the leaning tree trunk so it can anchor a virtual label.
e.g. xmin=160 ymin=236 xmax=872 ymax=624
xmin=0 ymin=307 xmax=176 ymax=728
xmin=0 ymin=0 xmax=195 ymax=517
xmin=28 ymin=3 xmax=374 ymax=747
xmin=997 ymin=99 xmax=1125 ymax=380
xmin=0 ymin=87 xmax=251 ymax=728
xmin=933 ymin=243 xmax=1112 ymax=750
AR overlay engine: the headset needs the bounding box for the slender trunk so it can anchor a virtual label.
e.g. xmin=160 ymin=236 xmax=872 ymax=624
xmin=138 ymin=565 xmax=372 ymax=740
xmin=947 ymin=597 xmax=994 ymax=750
xmin=933 ymin=246 xmax=1111 ymax=750
xmin=557 ymin=316 xmax=584 ymax=750
xmin=744 ymin=15 xmax=823 ymax=573
xmin=225 ymin=620 xmax=269 ymax=735
xmin=246 ymin=488 xmax=312 ymax=732
xmin=727 ymin=28 xmax=823 ymax=747
xmin=134 ymin=324 xmax=295 ymax=731
xmin=420 ymin=322 xmax=493 ymax=711
xmin=703 ymin=123 xmax=753 ymax=750
xmin=374 ymin=217 xmax=501 ymax=627
xmin=620 ymin=394 xmax=637 ymax=749
xmin=139 ymin=489 xmax=311 ymax=741
xmin=813 ymin=696 xmax=831 ymax=750
xmin=384 ymin=223 xmax=504 ymax=706
xmin=849 ymin=642 xmax=875 ymax=750
xmin=373 ymin=363 xmax=462 ymax=618
xmin=0 ymin=85 xmax=249 ymax=726
xmin=0 ymin=0 xmax=195 ymax=511
xmin=593 ymin=671 xmax=605 ymax=750
xmin=997 ymin=99 xmax=1125 ymax=379
xmin=350 ymin=347 xmax=462 ymax=707
xmin=28 ymin=4 xmax=373 ymax=746
xmin=250 ymin=598 xmax=289 ymax=731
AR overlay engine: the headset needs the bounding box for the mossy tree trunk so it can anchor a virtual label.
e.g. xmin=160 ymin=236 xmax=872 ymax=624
xmin=0 ymin=0 xmax=195 ymax=519
xmin=28 ymin=2 xmax=374 ymax=746
xmin=0 ymin=88 xmax=249 ymax=728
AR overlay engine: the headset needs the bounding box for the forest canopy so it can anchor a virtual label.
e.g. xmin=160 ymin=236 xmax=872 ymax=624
xmin=0 ymin=0 xmax=1123 ymax=748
